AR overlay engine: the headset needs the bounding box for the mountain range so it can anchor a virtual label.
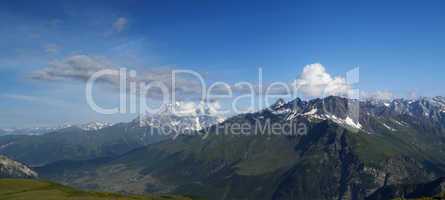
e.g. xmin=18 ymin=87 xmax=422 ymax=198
xmin=0 ymin=112 xmax=222 ymax=166
xmin=0 ymin=121 xmax=113 ymax=136
xmin=19 ymin=96 xmax=445 ymax=200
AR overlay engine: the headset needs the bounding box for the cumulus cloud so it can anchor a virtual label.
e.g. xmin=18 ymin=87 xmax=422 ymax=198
xmin=113 ymin=17 xmax=128 ymax=32
xmin=293 ymin=63 xmax=351 ymax=97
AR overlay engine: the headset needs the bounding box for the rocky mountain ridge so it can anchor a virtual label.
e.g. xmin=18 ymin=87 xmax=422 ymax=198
xmin=0 ymin=155 xmax=37 ymax=178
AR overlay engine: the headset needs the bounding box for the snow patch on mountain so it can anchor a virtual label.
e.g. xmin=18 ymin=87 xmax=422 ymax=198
xmin=382 ymin=123 xmax=396 ymax=131
xmin=270 ymin=98 xmax=363 ymax=130
xmin=392 ymin=120 xmax=407 ymax=127
xmin=344 ymin=117 xmax=362 ymax=129
xmin=303 ymin=108 xmax=318 ymax=116
xmin=77 ymin=121 xmax=112 ymax=131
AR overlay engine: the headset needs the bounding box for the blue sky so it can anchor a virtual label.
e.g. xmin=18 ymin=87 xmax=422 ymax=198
xmin=0 ymin=0 xmax=444 ymax=128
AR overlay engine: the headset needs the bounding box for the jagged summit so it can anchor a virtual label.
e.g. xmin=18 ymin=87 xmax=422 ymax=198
xmin=265 ymin=95 xmax=445 ymax=133
xmin=267 ymin=96 xmax=362 ymax=130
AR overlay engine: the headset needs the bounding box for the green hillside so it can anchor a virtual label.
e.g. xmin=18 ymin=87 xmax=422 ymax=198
xmin=0 ymin=179 xmax=193 ymax=200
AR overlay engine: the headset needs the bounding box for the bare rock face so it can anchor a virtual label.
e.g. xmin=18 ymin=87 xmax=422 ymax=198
xmin=0 ymin=155 xmax=37 ymax=178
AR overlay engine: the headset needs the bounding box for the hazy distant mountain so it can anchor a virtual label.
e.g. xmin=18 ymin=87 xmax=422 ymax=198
xmin=0 ymin=114 xmax=221 ymax=166
xmin=0 ymin=155 xmax=37 ymax=178
xmin=0 ymin=127 xmax=61 ymax=136
xmin=0 ymin=121 xmax=112 ymax=136
xmin=0 ymin=123 xmax=166 ymax=166
xmin=36 ymin=96 xmax=445 ymax=200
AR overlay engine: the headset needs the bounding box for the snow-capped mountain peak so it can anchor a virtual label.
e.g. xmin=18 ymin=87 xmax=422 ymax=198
xmin=134 ymin=101 xmax=224 ymax=132
xmin=136 ymin=113 xmax=223 ymax=132
xmin=266 ymin=96 xmax=445 ymax=133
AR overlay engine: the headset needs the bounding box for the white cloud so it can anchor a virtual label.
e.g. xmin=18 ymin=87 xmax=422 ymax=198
xmin=30 ymin=54 xmax=205 ymax=100
xmin=113 ymin=17 xmax=128 ymax=32
xmin=293 ymin=63 xmax=351 ymax=97
xmin=30 ymin=54 xmax=116 ymax=83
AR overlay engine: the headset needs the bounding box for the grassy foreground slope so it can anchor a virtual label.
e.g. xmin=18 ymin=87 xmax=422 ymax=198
xmin=0 ymin=179 xmax=193 ymax=200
